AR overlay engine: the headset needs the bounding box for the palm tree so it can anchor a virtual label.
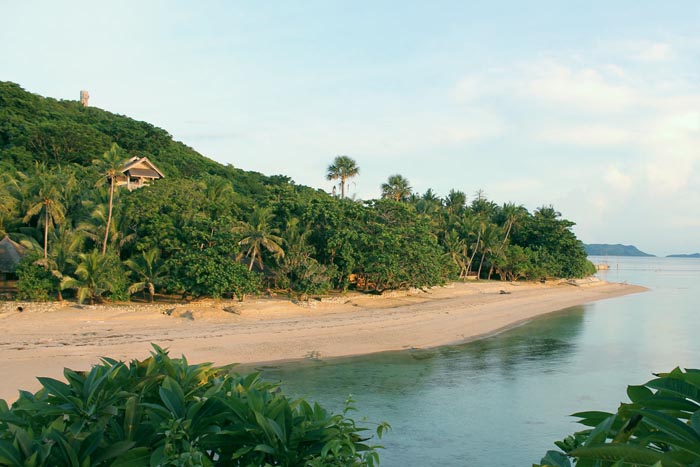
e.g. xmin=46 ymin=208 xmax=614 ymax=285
xmin=326 ymin=155 xmax=359 ymax=199
xmin=22 ymin=164 xmax=66 ymax=264
xmin=61 ymin=251 xmax=117 ymax=304
xmin=495 ymin=202 xmax=527 ymax=257
xmin=34 ymin=225 xmax=85 ymax=301
xmin=125 ymin=248 xmax=166 ymax=302
xmin=78 ymin=201 xmax=135 ymax=255
xmin=381 ymin=174 xmax=412 ymax=202
xmin=233 ymin=207 xmax=285 ymax=271
xmin=444 ymin=189 xmax=467 ymax=216
xmin=93 ymin=143 xmax=125 ymax=255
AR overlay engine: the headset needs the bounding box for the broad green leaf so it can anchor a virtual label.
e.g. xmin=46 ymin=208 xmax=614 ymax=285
xmin=571 ymin=444 xmax=684 ymax=466
xmin=539 ymin=450 xmax=571 ymax=467
xmin=110 ymin=447 xmax=151 ymax=467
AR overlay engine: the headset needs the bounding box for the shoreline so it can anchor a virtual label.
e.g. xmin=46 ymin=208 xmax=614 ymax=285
xmin=0 ymin=279 xmax=646 ymax=402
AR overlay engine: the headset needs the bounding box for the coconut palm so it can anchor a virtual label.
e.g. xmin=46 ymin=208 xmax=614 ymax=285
xmin=61 ymin=251 xmax=117 ymax=304
xmin=381 ymin=174 xmax=412 ymax=202
xmin=495 ymin=202 xmax=528 ymax=257
xmin=443 ymin=189 xmax=467 ymax=216
xmin=125 ymin=248 xmax=166 ymax=302
xmin=233 ymin=207 xmax=285 ymax=271
xmin=77 ymin=201 xmax=135 ymax=255
xmin=326 ymin=155 xmax=359 ymax=199
xmin=22 ymin=164 xmax=66 ymax=264
xmin=93 ymin=143 xmax=125 ymax=255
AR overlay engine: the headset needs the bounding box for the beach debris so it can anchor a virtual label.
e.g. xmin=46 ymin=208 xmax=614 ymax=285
xmin=499 ymin=290 xmax=511 ymax=295
xmin=17 ymin=306 xmax=23 ymax=312
xmin=223 ymin=306 xmax=241 ymax=315
xmin=305 ymin=350 xmax=321 ymax=360
xmin=162 ymin=308 xmax=174 ymax=316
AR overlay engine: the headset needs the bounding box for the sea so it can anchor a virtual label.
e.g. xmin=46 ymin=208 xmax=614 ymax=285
xmin=251 ymin=257 xmax=700 ymax=466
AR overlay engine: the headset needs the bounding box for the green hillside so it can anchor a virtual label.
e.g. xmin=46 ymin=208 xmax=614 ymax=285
xmin=0 ymin=82 xmax=596 ymax=302
xmin=584 ymin=243 xmax=655 ymax=257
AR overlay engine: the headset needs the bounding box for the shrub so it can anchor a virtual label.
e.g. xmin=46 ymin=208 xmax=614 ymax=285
xmin=16 ymin=259 xmax=54 ymax=301
xmin=536 ymin=367 xmax=700 ymax=467
xmin=0 ymin=346 xmax=388 ymax=466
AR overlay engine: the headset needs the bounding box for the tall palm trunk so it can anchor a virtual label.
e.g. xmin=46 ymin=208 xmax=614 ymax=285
xmin=43 ymin=204 xmax=49 ymax=265
xmin=477 ymin=250 xmax=487 ymax=279
xmin=340 ymin=177 xmax=346 ymax=199
xmin=248 ymin=253 xmax=256 ymax=271
xmin=466 ymin=229 xmax=482 ymax=277
xmin=102 ymin=177 xmax=114 ymax=255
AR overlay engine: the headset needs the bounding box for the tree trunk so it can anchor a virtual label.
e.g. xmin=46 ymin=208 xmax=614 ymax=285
xmin=340 ymin=176 xmax=346 ymax=199
xmin=248 ymin=254 xmax=255 ymax=271
xmin=148 ymin=282 xmax=155 ymax=303
xmin=102 ymin=177 xmax=115 ymax=255
xmin=477 ymin=251 xmax=487 ymax=279
xmin=43 ymin=204 xmax=49 ymax=266
xmin=467 ymin=230 xmax=482 ymax=277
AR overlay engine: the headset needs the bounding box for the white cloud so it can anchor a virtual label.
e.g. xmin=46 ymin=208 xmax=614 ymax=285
xmin=525 ymin=62 xmax=637 ymax=113
xmin=537 ymin=125 xmax=632 ymax=146
xmin=603 ymin=166 xmax=634 ymax=193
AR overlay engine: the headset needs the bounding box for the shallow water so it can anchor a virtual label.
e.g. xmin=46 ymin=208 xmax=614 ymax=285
xmin=249 ymin=257 xmax=700 ymax=466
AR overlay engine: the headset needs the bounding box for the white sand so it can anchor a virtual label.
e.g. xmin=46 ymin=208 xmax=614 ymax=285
xmin=0 ymin=279 xmax=645 ymax=402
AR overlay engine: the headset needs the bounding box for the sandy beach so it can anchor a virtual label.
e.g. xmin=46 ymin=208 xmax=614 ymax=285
xmin=0 ymin=279 xmax=644 ymax=402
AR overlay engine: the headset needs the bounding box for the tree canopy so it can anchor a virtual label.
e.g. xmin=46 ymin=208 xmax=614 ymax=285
xmin=2 ymin=81 xmax=595 ymax=303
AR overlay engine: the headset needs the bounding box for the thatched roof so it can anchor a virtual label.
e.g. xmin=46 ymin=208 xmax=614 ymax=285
xmin=0 ymin=236 xmax=26 ymax=273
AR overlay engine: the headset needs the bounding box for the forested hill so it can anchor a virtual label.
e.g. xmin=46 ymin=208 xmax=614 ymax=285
xmin=584 ymin=244 xmax=655 ymax=257
xmin=0 ymin=81 xmax=596 ymax=303
xmin=0 ymin=81 xmax=296 ymax=198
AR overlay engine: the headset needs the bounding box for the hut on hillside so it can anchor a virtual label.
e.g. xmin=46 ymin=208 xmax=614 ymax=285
xmin=0 ymin=235 xmax=26 ymax=282
xmin=116 ymin=157 xmax=165 ymax=190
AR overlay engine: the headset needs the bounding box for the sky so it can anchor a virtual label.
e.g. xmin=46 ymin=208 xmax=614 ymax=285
xmin=2 ymin=1 xmax=699 ymax=256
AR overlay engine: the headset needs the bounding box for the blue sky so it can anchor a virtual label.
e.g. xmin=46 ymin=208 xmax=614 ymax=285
xmin=2 ymin=1 xmax=699 ymax=255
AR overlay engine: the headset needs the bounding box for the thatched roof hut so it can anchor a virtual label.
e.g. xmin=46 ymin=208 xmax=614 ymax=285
xmin=0 ymin=235 xmax=26 ymax=279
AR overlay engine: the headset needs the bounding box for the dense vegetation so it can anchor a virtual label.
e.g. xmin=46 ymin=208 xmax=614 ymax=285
xmin=584 ymin=244 xmax=655 ymax=257
xmin=0 ymin=81 xmax=595 ymax=303
xmin=536 ymin=368 xmax=700 ymax=467
xmin=0 ymin=346 xmax=388 ymax=466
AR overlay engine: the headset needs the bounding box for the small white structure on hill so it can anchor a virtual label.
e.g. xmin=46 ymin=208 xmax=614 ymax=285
xmin=80 ymin=90 xmax=90 ymax=107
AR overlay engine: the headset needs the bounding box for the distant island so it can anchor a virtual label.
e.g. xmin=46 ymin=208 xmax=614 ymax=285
xmin=666 ymin=253 xmax=700 ymax=258
xmin=584 ymin=244 xmax=655 ymax=257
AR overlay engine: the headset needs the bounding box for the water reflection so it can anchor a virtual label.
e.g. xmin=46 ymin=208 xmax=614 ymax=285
xmin=246 ymin=260 xmax=699 ymax=466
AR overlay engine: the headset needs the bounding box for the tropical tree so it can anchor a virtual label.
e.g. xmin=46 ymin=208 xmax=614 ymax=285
xmin=61 ymin=250 xmax=119 ymax=304
xmin=233 ymin=207 xmax=285 ymax=271
xmin=444 ymin=189 xmax=467 ymax=216
xmin=125 ymin=247 xmax=166 ymax=302
xmin=93 ymin=143 xmax=125 ymax=255
xmin=22 ymin=164 xmax=66 ymax=264
xmin=381 ymin=174 xmax=412 ymax=202
xmin=326 ymin=155 xmax=360 ymax=199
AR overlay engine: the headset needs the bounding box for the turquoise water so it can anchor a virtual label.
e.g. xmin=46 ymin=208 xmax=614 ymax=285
xmin=250 ymin=257 xmax=700 ymax=466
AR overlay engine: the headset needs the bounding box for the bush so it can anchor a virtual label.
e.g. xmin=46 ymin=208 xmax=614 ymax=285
xmin=16 ymin=259 xmax=54 ymax=301
xmin=536 ymin=367 xmax=700 ymax=467
xmin=0 ymin=346 xmax=388 ymax=466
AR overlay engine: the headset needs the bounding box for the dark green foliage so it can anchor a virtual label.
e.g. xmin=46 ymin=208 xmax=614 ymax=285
xmin=16 ymin=258 xmax=55 ymax=301
xmin=536 ymin=367 xmax=700 ymax=467
xmin=0 ymin=346 xmax=387 ymax=466
xmin=2 ymin=81 xmax=597 ymax=304
xmin=168 ymin=250 xmax=262 ymax=300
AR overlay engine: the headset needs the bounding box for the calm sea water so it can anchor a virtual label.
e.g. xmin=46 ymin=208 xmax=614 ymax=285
xmin=249 ymin=257 xmax=700 ymax=466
